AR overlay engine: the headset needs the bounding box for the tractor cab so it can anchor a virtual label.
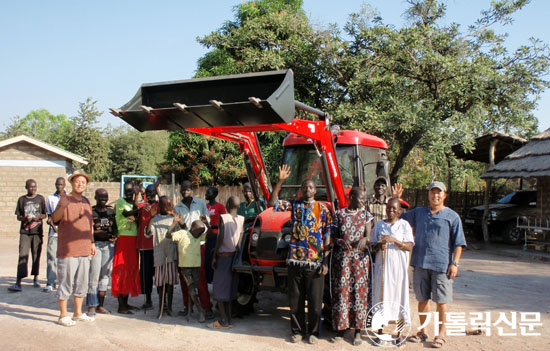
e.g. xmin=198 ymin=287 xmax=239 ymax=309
xmin=279 ymin=131 xmax=390 ymax=202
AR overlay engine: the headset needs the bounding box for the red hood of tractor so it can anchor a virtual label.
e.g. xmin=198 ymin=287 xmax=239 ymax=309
xmin=283 ymin=130 xmax=388 ymax=149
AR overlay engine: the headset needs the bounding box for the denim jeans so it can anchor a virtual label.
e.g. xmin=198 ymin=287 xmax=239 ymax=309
xmin=86 ymin=241 xmax=114 ymax=307
xmin=46 ymin=236 xmax=57 ymax=287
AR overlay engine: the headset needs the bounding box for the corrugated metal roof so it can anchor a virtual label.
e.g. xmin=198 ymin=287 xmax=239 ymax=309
xmin=482 ymin=128 xmax=550 ymax=179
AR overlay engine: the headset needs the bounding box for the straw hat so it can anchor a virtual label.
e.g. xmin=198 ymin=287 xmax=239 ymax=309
xmin=68 ymin=169 xmax=91 ymax=183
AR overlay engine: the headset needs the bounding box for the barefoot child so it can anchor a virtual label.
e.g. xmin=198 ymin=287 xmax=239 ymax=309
xmin=146 ymin=196 xmax=179 ymax=318
xmin=208 ymin=196 xmax=244 ymax=329
xmin=167 ymin=216 xmax=209 ymax=322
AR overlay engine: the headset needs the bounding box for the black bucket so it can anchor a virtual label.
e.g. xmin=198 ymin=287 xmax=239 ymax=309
xmin=113 ymin=70 xmax=295 ymax=132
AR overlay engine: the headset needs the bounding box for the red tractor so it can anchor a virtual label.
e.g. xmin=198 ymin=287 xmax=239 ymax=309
xmin=112 ymin=69 xmax=391 ymax=311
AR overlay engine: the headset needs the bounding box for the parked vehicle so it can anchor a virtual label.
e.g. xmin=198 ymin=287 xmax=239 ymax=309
xmin=112 ymin=70 xmax=390 ymax=313
xmin=464 ymin=190 xmax=537 ymax=244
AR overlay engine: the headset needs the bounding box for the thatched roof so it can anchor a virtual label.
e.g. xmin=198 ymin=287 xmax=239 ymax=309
xmin=452 ymin=132 xmax=527 ymax=163
xmin=482 ymin=128 xmax=550 ymax=179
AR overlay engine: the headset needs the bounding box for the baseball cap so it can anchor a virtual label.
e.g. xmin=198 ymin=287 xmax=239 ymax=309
xmin=427 ymin=181 xmax=446 ymax=192
xmin=374 ymin=176 xmax=388 ymax=186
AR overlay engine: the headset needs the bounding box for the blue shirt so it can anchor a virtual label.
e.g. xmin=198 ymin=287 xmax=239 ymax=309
xmin=402 ymin=207 xmax=466 ymax=273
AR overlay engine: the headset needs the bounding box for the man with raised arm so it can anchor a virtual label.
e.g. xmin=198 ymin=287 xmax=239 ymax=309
xmin=268 ymin=164 xmax=333 ymax=345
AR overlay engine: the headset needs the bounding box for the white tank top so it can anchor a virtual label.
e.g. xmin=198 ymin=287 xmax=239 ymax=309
xmin=218 ymin=213 xmax=244 ymax=253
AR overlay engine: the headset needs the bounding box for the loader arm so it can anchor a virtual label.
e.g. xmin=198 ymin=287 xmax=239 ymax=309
xmin=111 ymin=69 xmax=346 ymax=209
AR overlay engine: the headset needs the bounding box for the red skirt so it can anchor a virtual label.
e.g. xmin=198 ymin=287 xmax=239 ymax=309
xmin=111 ymin=235 xmax=141 ymax=297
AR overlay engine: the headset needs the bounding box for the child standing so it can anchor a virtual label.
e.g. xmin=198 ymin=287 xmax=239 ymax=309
xmin=146 ymin=196 xmax=179 ymax=318
xmin=205 ymin=187 xmax=226 ymax=284
xmin=167 ymin=217 xmax=209 ymax=322
xmin=208 ymin=196 xmax=244 ymax=329
xmin=9 ymin=179 xmax=47 ymax=292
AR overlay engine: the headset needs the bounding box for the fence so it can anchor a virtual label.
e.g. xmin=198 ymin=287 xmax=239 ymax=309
xmin=402 ymin=189 xmax=499 ymax=217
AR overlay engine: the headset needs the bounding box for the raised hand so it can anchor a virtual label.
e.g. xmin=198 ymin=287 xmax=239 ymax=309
xmin=278 ymin=164 xmax=291 ymax=182
xmin=391 ymin=183 xmax=404 ymax=199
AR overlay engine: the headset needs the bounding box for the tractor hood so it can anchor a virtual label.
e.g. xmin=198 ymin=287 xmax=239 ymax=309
xmin=111 ymin=70 xmax=296 ymax=132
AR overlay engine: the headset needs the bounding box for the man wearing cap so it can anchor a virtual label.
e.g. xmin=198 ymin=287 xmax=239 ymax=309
xmin=395 ymin=181 xmax=466 ymax=348
xmin=368 ymin=176 xmax=390 ymax=226
xmin=52 ymin=170 xmax=96 ymax=326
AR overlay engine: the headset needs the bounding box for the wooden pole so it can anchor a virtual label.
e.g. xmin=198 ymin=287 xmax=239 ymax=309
xmin=482 ymin=140 xmax=498 ymax=243
xmin=171 ymin=173 xmax=175 ymax=204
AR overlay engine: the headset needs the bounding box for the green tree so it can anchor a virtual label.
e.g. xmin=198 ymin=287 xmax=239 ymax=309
xmin=169 ymin=0 xmax=344 ymax=185
xmin=107 ymin=127 xmax=169 ymax=180
xmin=162 ymin=131 xmax=246 ymax=186
xmin=179 ymin=0 xmax=549 ymax=187
xmin=1 ymin=109 xmax=72 ymax=146
xmin=335 ymin=0 xmax=548 ymax=182
xmin=64 ymin=98 xmax=111 ymax=181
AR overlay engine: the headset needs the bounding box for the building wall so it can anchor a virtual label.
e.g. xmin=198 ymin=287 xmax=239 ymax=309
xmin=0 ymin=143 xmax=71 ymax=238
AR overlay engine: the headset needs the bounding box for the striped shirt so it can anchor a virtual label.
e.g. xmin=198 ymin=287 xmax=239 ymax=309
xmin=368 ymin=196 xmax=387 ymax=226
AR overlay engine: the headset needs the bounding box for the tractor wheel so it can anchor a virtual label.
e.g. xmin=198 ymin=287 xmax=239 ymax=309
xmin=232 ymin=273 xmax=257 ymax=317
xmin=502 ymin=221 xmax=524 ymax=245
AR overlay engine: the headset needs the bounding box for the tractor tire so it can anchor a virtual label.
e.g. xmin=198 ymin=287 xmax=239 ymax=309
xmin=502 ymin=221 xmax=524 ymax=245
xmin=232 ymin=273 xmax=257 ymax=317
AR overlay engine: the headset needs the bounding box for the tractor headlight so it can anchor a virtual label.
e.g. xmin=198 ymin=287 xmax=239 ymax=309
xmin=284 ymin=234 xmax=291 ymax=243
xmin=251 ymin=232 xmax=259 ymax=242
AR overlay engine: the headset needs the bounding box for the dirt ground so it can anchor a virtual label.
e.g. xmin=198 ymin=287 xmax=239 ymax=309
xmin=1 ymin=237 xmax=548 ymax=351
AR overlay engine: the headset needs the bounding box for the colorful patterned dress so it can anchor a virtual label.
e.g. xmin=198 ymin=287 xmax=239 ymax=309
xmin=330 ymin=208 xmax=373 ymax=331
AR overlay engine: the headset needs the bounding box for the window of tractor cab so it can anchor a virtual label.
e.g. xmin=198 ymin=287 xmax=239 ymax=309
xmin=279 ymin=145 xmax=357 ymax=201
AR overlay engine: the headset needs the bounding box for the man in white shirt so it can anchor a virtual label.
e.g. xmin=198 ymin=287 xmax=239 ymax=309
xmin=44 ymin=177 xmax=66 ymax=292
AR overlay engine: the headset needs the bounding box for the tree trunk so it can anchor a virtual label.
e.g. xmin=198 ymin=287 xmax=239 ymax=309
xmin=389 ymin=131 xmax=423 ymax=184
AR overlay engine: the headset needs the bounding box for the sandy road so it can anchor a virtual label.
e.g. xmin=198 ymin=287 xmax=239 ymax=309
xmin=0 ymin=237 xmax=548 ymax=350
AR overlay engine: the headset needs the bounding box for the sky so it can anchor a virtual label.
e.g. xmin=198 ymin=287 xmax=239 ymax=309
xmin=1 ymin=0 xmax=549 ymax=132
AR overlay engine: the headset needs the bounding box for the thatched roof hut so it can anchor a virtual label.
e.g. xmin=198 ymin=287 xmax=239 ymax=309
xmin=482 ymin=129 xmax=550 ymax=179
xmin=452 ymin=132 xmax=527 ymax=164
xmin=482 ymin=128 xmax=550 ymax=219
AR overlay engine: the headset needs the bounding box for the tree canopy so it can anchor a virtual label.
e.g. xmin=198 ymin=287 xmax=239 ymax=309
xmin=1 ymin=101 xmax=169 ymax=182
xmin=182 ymin=0 xmax=549 ymax=187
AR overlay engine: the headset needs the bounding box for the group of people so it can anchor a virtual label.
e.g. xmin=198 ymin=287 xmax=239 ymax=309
xmin=9 ymin=166 xmax=466 ymax=348
xmin=9 ymin=172 xmax=262 ymax=330
xmin=269 ymin=166 xmax=466 ymax=347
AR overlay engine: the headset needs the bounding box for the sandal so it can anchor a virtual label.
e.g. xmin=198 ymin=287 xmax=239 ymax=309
xmin=431 ymin=336 xmax=446 ymax=348
xmin=58 ymin=316 xmax=76 ymax=327
xmin=72 ymin=313 xmax=95 ymax=322
xmin=407 ymin=331 xmax=428 ymax=343
xmin=96 ymin=306 xmax=110 ymax=315
xmin=8 ymin=283 xmax=22 ymax=292
xmin=207 ymin=320 xmax=230 ymax=329
xmin=466 ymin=327 xmax=485 ymax=335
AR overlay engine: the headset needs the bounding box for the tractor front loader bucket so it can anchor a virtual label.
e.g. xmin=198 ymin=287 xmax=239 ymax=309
xmin=111 ymin=70 xmax=295 ymax=132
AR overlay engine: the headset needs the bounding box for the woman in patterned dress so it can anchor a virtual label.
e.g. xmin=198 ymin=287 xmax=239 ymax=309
xmin=330 ymin=187 xmax=373 ymax=346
